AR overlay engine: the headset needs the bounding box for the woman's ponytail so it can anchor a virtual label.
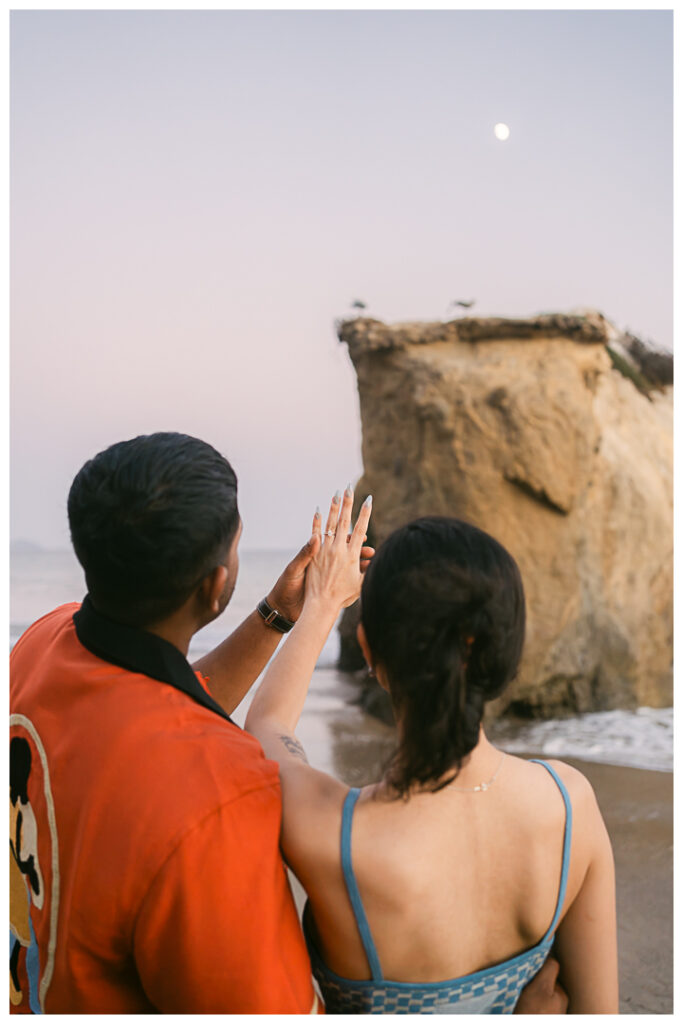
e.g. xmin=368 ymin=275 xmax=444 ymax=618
xmin=360 ymin=517 xmax=525 ymax=798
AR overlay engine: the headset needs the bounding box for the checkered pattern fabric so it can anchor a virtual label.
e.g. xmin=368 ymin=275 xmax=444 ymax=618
xmin=310 ymin=940 xmax=552 ymax=1014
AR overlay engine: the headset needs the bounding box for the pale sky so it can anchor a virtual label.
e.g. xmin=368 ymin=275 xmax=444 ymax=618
xmin=10 ymin=9 xmax=673 ymax=550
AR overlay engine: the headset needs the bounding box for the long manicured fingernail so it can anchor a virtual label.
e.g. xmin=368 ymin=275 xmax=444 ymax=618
xmin=333 ymin=490 xmax=341 ymax=504
xmin=363 ymin=494 xmax=373 ymax=508
xmin=314 ymin=506 xmax=321 ymax=519
xmin=345 ymin=482 xmax=353 ymax=496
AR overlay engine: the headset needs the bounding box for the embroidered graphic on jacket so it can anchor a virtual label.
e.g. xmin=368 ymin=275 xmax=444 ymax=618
xmin=9 ymin=719 xmax=60 ymax=1014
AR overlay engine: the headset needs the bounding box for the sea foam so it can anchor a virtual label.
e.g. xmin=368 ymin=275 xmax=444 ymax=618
xmin=493 ymin=706 xmax=672 ymax=772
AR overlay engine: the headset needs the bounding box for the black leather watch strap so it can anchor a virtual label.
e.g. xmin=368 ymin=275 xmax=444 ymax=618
xmin=257 ymin=598 xmax=295 ymax=633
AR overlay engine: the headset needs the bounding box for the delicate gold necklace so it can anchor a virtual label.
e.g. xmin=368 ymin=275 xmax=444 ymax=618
xmin=450 ymin=751 xmax=506 ymax=792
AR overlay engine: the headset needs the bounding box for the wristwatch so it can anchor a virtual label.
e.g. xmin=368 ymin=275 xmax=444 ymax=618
xmin=257 ymin=597 xmax=295 ymax=633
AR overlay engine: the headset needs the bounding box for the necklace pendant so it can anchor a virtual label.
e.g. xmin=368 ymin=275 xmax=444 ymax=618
xmin=480 ymin=782 xmax=489 ymax=791
xmin=473 ymin=784 xmax=481 ymax=792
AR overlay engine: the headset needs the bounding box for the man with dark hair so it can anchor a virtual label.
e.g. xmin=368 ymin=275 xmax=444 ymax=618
xmin=67 ymin=432 xmax=242 ymax=627
xmin=10 ymin=432 xmax=327 ymax=1013
xmin=10 ymin=432 xmax=567 ymax=1014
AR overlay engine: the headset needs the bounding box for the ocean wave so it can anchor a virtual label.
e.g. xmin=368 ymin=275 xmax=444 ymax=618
xmin=492 ymin=706 xmax=673 ymax=772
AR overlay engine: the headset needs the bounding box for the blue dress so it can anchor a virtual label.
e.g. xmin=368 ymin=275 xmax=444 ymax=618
xmin=303 ymin=759 xmax=572 ymax=1014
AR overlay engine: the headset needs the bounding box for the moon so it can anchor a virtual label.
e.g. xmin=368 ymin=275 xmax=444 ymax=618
xmin=494 ymin=122 xmax=510 ymax=141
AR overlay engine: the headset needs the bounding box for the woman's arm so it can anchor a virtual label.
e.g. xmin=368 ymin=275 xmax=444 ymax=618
xmin=552 ymin=768 xmax=619 ymax=1013
xmin=245 ymin=487 xmax=373 ymax=867
xmin=245 ymin=486 xmax=372 ymax=763
xmin=198 ymin=496 xmax=373 ymax=719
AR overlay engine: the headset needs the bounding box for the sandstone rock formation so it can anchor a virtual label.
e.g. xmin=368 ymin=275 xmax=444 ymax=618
xmin=338 ymin=313 xmax=673 ymax=718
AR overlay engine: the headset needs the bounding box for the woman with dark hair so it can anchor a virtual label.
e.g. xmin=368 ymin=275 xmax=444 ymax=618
xmin=245 ymin=488 xmax=618 ymax=1014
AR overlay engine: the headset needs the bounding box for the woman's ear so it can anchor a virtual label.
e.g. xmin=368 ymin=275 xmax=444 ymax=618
xmin=356 ymin=622 xmax=390 ymax=691
xmin=356 ymin=622 xmax=372 ymax=666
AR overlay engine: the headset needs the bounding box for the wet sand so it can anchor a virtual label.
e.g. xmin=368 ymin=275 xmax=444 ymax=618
xmin=561 ymin=758 xmax=673 ymax=1014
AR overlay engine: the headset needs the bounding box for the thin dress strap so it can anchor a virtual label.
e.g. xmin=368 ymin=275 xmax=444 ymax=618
xmin=529 ymin=759 xmax=573 ymax=941
xmin=340 ymin=787 xmax=384 ymax=982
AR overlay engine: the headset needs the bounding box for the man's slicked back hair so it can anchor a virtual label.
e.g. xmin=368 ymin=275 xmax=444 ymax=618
xmin=68 ymin=433 xmax=239 ymax=626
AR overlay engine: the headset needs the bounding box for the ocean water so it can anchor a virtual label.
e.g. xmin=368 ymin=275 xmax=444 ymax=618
xmin=10 ymin=547 xmax=672 ymax=774
xmin=489 ymin=706 xmax=673 ymax=773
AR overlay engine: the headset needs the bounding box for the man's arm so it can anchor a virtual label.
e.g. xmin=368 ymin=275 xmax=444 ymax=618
xmin=194 ymin=510 xmax=374 ymax=716
xmin=132 ymin=783 xmax=319 ymax=1013
xmin=192 ymin=608 xmax=286 ymax=715
xmin=192 ymin=534 xmax=320 ymax=715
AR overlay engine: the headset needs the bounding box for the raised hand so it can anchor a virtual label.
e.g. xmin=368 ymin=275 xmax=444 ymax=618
xmin=306 ymin=485 xmax=373 ymax=611
xmin=266 ymin=512 xmax=323 ymax=622
xmin=267 ymin=498 xmax=374 ymax=622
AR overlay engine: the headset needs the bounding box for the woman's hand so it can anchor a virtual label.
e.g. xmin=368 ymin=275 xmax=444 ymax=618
xmin=304 ymin=486 xmax=373 ymax=613
xmin=266 ymin=500 xmax=374 ymax=623
xmin=245 ymin=487 xmax=372 ymax=740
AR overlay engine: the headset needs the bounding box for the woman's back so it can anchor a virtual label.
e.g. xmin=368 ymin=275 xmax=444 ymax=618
xmin=291 ymin=753 xmax=577 ymax=998
xmin=244 ymin=501 xmax=618 ymax=1012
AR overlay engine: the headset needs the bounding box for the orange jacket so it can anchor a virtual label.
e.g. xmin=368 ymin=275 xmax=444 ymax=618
xmin=10 ymin=603 xmax=318 ymax=1013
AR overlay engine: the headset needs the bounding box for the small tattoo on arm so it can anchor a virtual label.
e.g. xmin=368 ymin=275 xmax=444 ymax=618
xmin=279 ymin=734 xmax=309 ymax=763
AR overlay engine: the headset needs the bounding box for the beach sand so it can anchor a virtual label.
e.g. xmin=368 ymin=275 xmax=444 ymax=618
xmin=564 ymin=758 xmax=673 ymax=1014
xmin=289 ymin=756 xmax=672 ymax=1014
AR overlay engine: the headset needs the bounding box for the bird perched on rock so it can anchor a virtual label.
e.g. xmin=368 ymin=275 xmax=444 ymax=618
xmin=351 ymin=299 xmax=367 ymax=316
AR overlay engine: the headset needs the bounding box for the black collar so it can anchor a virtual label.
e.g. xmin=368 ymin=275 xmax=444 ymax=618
xmin=73 ymin=595 xmax=234 ymax=725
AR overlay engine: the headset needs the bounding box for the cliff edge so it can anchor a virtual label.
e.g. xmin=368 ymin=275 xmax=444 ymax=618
xmin=338 ymin=313 xmax=672 ymax=718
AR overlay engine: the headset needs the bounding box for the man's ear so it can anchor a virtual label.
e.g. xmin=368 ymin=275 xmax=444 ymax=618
xmin=201 ymin=565 xmax=228 ymax=615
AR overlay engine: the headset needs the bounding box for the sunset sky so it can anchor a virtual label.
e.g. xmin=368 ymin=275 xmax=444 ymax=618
xmin=10 ymin=9 xmax=673 ymax=550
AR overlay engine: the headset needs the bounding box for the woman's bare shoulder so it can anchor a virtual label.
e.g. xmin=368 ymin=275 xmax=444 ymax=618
xmin=279 ymin=759 xmax=349 ymax=812
xmin=506 ymin=754 xmax=598 ymax=800
xmin=539 ymin=758 xmax=601 ymax=809
xmin=529 ymin=758 xmax=611 ymax=867
xmin=504 ymin=755 xmax=604 ymax=839
xmin=277 ymin=762 xmax=347 ymax=848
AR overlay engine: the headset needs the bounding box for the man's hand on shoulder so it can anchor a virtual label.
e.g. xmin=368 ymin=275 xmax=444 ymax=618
xmin=515 ymin=957 xmax=568 ymax=1014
